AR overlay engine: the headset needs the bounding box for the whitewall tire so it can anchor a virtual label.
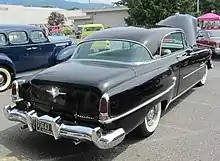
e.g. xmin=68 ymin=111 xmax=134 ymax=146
xmin=0 ymin=66 xmax=12 ymax=92
xmin=135 ymin=102 xmax=162 ymax=137
xmin=197 ymin=65 xmax=208 ymax=87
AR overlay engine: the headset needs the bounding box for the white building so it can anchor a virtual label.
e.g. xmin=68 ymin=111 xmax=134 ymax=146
xmin=0 ymin=4 xmax=86 ymax=26
xmin=0 ymin=4 xmax=129 ymax=28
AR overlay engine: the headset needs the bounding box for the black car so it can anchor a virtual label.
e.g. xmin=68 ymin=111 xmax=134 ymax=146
xmin=3 ymin=14 xmax=213 ymax=150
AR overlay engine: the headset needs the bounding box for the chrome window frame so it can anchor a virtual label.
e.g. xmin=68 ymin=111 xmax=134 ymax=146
xmin=8 ymin=30 xmax=29 ymax=45
xmin=159 ymin=31 xmax=186 ymax=58
xmin=30 ymin=30 xmax=48 ymax=43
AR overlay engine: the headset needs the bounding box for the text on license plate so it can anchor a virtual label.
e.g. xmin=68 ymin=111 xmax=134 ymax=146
xmin=35 ymin=120 xmax=53 ymax=135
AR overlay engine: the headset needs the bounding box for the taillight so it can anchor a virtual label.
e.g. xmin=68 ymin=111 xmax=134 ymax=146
xmin=99 ymin=93 xmax=109 ymax=121
xmin=11 ymin=83 xmax=17 ymax=95
xmin=99 ymin=97 xmax=108 ymax=113
xmin=11 ymin=81 xmax=18 ymax=96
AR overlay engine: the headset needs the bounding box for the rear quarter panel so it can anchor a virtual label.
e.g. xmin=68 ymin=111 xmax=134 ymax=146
xmin=103 ymin=62 xmax=176 ymax=133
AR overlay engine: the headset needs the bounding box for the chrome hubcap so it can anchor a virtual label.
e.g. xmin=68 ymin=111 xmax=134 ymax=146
xmin=146 ymin=106 xmax=158 ymax=126
xmin=0 ymin=74 xmax=4 ymax=84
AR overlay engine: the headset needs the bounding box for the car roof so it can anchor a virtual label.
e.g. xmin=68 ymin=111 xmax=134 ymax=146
xmin=0 ymin=24 xmax=41 ymax=31
xmin=83 ymin=26 xmax=183 ymax=55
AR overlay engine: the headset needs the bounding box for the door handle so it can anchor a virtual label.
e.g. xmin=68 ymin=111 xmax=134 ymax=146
xmin=176 ymin=55 xmax=182 ymax=59
xmin=27 ymin=47 xmax=38 ymax=51
xmin=176 ymin=53 xmax=187 ymax=59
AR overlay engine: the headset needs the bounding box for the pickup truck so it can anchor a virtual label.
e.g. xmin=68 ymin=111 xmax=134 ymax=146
xmin=0 ymin=24 xmax=72 ymax=92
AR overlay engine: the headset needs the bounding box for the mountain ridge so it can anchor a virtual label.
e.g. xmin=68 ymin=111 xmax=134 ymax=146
xmin=0 ymin=0 xmax=114 ymax=9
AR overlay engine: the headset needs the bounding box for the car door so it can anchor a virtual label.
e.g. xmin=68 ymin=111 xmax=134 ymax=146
xmin=159 ymin=32 xmax=184 ymax=98
xmin=5 ymin=30 xmax=33 ymax=73
xmin=160 ymin=32 xmax=199 ymax=96
xmin=176 ymin=33 xmax=200 ymax=95
xmin=29 ymin=30 xmax=55 ymax=69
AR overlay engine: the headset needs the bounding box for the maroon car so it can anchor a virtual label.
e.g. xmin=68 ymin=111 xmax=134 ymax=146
xmin=196 ymin=29 xmax=220 ymax=55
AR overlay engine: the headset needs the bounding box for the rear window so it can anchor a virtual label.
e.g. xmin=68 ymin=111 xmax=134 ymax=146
xmin=0 ymin=33 xmax=7 ymax=46
xmin=72 ymin=40 xmax=152 ymax=63
xmin=30 ymin=31 xmax=47 ymax=43
xmin=9 ymin=31 xmax=28 ymax=44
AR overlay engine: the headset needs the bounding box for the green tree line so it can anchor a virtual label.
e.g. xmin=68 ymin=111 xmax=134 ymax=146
xmin=115 ymin=0 xmax=220 ymax=27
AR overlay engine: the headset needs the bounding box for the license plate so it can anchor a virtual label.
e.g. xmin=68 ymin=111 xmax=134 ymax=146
xmin=35 ymin=120 xmax=53 ymax=136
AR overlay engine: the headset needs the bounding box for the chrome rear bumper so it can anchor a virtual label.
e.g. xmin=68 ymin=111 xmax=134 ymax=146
xmin=3 ymin=105 xmax=125 ymax=149
xmin=215 ymin=48 xmax=220 ymax=55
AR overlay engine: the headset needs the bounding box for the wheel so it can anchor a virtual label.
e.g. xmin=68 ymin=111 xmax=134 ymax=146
xmin=135 ymin=102 xmax=162 ymax=137
xmin=0 ymin=66 xmax=12 ymax=92
xmin=197 ymin=65 xmax=208 ymax=87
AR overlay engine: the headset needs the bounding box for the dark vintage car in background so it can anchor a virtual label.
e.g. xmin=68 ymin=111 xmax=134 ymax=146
xmin=196 ymin=29 xmax=220 ymax=55
xmin=48 ymin=43 xmax=77 ymax=67
xmin=0 ymin=24 xmax=72 ymax=92
xmin=3 ymin=14 xmax=213 ymax=150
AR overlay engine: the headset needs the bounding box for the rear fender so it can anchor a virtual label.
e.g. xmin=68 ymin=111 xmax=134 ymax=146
xmin=101 ymin=67 xmax=176 ymax=132
xmin=0 ymin=53 xmax=16 ymax=79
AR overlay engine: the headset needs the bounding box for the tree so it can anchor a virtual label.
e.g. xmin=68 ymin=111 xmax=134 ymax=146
xmin=199 ymin=0 xmax=220 ymax=14
xmin=115 ymin=0 xmax=195 ymax=27
xmin=48 ymin=12 xmax=67 ymax=26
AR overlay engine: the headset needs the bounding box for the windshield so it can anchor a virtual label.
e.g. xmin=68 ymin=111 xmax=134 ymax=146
xmin=207 ymin=30 xmax=220 ymax=37
xmin=71 ymin=40 xmax=152 ymax=63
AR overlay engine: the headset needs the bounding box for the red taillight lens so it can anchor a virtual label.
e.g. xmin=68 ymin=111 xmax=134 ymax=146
xmin=11 ymin=83 xmax=17 ymax=95
xmin=99 ymin=97 xmax=108 ymax=113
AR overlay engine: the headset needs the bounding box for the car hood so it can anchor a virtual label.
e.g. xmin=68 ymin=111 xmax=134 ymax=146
xmin=30 ymin=60 xmax=136 ymax=93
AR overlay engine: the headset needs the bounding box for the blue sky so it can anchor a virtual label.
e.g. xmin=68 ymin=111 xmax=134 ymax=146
xmin=65 ymin=0 xmax=118 ymax=4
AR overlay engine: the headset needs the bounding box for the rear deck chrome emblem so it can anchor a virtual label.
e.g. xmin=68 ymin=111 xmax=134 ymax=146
xmin=46 ymin=87 xmax=66 ymax=101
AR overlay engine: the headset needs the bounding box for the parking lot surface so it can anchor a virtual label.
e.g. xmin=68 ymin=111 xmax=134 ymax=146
xmin=0 ymin=60 xmax=219 ymax=161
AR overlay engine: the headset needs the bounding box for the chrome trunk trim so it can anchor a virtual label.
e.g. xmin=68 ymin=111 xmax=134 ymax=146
xmin=3 ymin=105 xmax=125 ymax=149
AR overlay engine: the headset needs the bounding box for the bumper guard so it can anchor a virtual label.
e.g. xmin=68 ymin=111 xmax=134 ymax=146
xmin=3 ymin=105 xmax=125 ymax=149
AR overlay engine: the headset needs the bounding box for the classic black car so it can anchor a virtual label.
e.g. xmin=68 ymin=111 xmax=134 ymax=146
xmin=3 ymin=15 xmax=213 ymax=150
xmin=0 ymin=24 xmax=72 ymax=92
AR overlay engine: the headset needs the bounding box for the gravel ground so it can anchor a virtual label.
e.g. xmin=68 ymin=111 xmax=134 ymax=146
xmin=0 ymin=59 xmax=219 ymax=161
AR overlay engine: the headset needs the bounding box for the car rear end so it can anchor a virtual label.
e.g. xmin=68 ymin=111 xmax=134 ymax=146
xmin=207 ymin=29 xmax=220 ymax=55
xmin=4 ymin=76 xmax=126 ymax=149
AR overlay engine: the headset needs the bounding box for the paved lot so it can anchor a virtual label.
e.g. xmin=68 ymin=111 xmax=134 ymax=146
xmin=0 ymin=60 xmax=220 ymax=161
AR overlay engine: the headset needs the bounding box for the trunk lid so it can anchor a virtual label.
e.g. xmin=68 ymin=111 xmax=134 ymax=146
xmin=27 ymin=60 xmax=136 ymax=122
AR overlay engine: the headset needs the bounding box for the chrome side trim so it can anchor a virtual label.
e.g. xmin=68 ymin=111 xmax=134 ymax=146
xmin=3 ymin=106 xmax=126 ymax=150
xmin=168 ymin=79 xmax=202 ymax=106
xmin=183 ymin=65 xmax=206 ymax=80
xmin=99 ymin=76 xmax=177 ymax=124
